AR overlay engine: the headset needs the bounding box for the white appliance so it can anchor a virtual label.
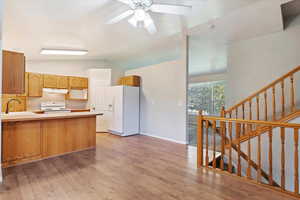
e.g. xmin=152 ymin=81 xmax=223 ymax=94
xmin=41 ymin=102 xmax=71 ymax=113
xmin=106 ymin=86 xmax=140 ymax=136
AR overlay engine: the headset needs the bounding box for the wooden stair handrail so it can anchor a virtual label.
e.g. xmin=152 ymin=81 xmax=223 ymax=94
xmin=226 ymin=109 xmax=300 ymax=147
xmin=203 ymin=116 xmax=300 ymax=128
xmin=225 ymin=66 xmax=300 ymax=114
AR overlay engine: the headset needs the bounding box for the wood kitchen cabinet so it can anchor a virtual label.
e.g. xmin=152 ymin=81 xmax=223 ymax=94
xmin=2 ymin=115 xmax=96 ymax=167
xmin=2 ymin=121 xmax=42 ymax=166
xmin=1 ymin=95 xmax=27 ymax=113
xmin=57 ymin=75 xmax=69 ymax=89
xmin=69 ymin=77 xmax=88 ymax=89
xmin=43 ymin=74 xmax=69 ymax=89
xmin=43 ymin=117 xmax=96 ymax=157
xmin=17 ymin=72 xmax=29 ymax=97
xmin=118 ymin=76 xmax=140 ymax=87
xmin=43 ymin=74 xmax=58 ymax=88
xmin=28 ymin=72 xmax=43 ymax=97
xmin=2 ymin=50 xmax=26 ymax=94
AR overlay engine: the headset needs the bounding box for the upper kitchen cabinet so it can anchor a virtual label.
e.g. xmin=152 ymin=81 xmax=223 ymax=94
xmin=2 ymin=50 xmax=26 ymax=94
xmin=43 ymin=74 xmax=58 ymax=88
xmin=118 ymin=76 xmax=140 ymax=87
xmin=57 ymin=76 xmax=69 ymax=89
xmin=43 ymin=74 xmax=69 ymax=89
xmin=17 ymin=72 xmax=29 ymax=97
xmin=69 ymin=77 xmax=88 ymax=89
xmin=28 ymin=73 xmax=43 ymax=97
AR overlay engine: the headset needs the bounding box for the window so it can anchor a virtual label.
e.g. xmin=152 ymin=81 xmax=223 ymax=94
xmin=188 ymin=80 xmax=225 ymax=115
xmin=187 ymin=80 xmax=225 ymax=146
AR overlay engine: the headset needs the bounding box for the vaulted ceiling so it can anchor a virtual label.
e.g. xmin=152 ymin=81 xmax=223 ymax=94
xmin=2 ymin=0 xmax=291 ymax=73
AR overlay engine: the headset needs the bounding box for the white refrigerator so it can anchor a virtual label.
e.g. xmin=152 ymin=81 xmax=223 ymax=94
xmin=106 ymin=86 xmax=140 ymax=136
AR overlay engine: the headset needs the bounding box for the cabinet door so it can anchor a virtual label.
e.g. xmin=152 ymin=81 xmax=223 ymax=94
xmin=69 ymin=77 xmax=81 ymax=89
xmin=2 ymin=121 xmax=42 ymax=163
xmin=65 ymin=117 xmax=96 ymax=151
xmin=42 ymin=119 xmax=70 ymax=157
xmin=57 ymin=76 xmax=69 ymax=89
xmin=69 ymin=77 xmax=88 ymax=89
xmin=43 ymin=74 xmax=58 ymax=88
xmin=118 ymin=76 xmax=140 ymax=87
xmin=2 ymin=50 xmax=25 ymax=94
xmin=28 ymin=73 xmax=43 ymax=97
xmin=81 ymin=78 xmax=88 ymax=88
xmin=17 ymin=72 xmax=29 ymax=97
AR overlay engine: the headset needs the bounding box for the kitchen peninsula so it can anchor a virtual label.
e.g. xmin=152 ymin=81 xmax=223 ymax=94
xmin=2 ymin=112 xmax=97 ymax=167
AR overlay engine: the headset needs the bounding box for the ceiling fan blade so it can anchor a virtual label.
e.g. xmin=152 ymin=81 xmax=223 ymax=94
xmin=150 ymin=4 xmax=192 ymax=15
xmin=106 ymin=10 xmax=134 ymax=24
xmin=144 ymin=13 xmax=157 ymax=34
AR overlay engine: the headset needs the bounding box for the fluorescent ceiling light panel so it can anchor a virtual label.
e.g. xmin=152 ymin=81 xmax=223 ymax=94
xmin=40 ymin=49 xmax=88 ymax=55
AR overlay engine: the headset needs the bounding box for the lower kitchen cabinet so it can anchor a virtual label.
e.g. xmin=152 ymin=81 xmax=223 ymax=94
xmin=2 ymin=121 xmax=42 ymax=166
xmin=43 ymin=117 xmax=96 ymax=157
xmin=2 ymin=116 xmax=96 ymax=167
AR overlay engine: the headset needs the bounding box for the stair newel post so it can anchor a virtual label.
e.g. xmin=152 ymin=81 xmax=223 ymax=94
xmin=236 ymin=123 xmax=242 ymax=176
xmin=197 ymin=110 xmax=204 ymax=168
xmin=205 ymin=121 xmax=209 ymax=168
xmin=228 ymin=121 xmax=233 ymax=173
xmin=220 ymin=107 xmax=226 ymax=170
xmin=294 ymin=128 xmax=299 ymax=194
xmin=228 ymin=108 xmax=233 ymax=173
xmin=212 ymin=120 xmax=217 ymax=169
xmin=280 ymin=127 xmax=285 ymax=191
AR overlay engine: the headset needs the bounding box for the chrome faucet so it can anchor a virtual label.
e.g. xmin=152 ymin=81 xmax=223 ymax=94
xmin=5 ymin=98 xmax=21 ymax=114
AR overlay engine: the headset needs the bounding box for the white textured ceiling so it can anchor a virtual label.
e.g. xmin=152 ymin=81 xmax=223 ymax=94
xmin=188 ymin=0 xmax=295 ymax=76
xmin=3 ymin=0 xmax=263 ymax=70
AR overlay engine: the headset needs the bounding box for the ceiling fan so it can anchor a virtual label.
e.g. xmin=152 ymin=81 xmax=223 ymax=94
xmin=106 ymin=0 xmax=192 ymax=34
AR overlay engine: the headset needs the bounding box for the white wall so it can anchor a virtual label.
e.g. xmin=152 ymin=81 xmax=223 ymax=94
xmin=125 ymin=59 xmax=187 ymax=144
xmin=227 ymin=24 xmax=300 ymax=108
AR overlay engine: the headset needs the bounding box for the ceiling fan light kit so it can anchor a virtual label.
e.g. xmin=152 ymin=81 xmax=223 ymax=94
xmin=106 ymin=0 xmax=192 ymax=34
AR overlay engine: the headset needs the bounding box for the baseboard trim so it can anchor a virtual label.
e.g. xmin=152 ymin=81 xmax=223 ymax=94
xmin=140 ymin=132 xmax=187 ymax=144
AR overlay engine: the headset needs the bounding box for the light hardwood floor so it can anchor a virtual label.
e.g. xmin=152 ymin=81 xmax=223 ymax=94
xmin=0 ymin=133 xmax=296 ymax=200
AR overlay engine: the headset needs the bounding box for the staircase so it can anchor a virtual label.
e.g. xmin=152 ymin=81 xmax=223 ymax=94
xmin=197 ymin=66 xmax=300 ymax=198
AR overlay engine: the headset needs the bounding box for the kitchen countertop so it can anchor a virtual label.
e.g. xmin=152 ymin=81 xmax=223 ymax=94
xmin=1 ymin=112 xmax=103 ymax=123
